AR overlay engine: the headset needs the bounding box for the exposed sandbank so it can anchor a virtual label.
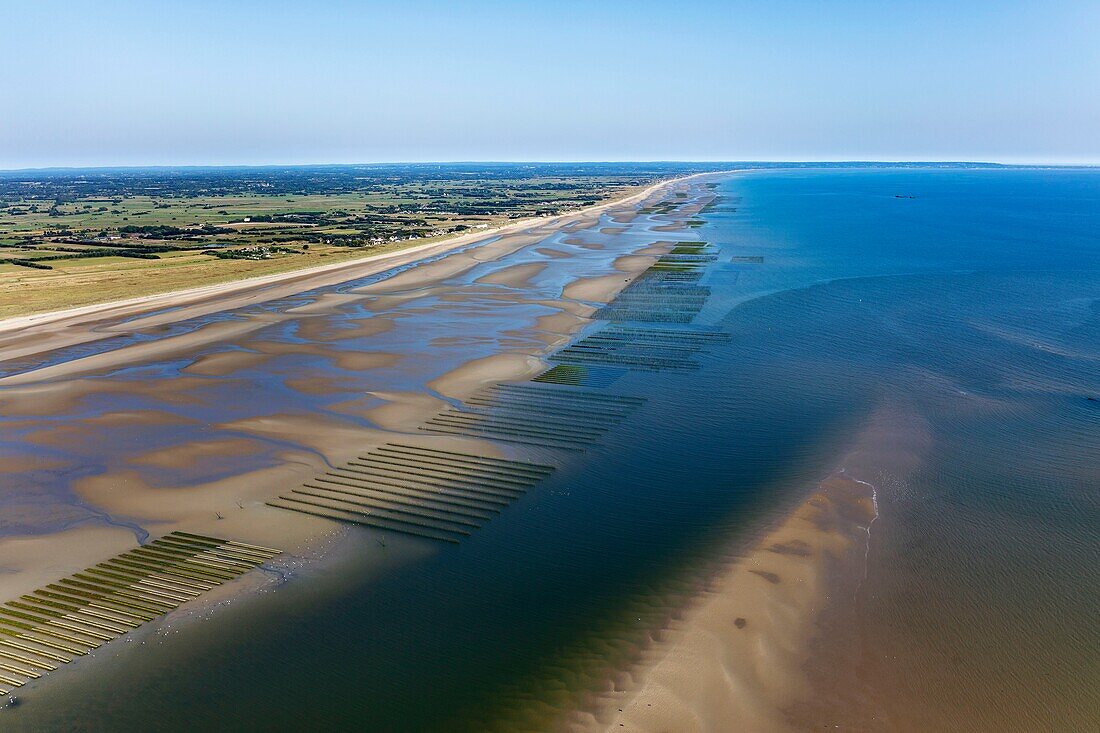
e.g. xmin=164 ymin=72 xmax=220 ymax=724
xmin=572 ymin=403 xmax=926 ymax=733
xmin=475 ymin=262 xmax=549 ymax=287
xmin=182 ymin=349 xmax=271 ymax=376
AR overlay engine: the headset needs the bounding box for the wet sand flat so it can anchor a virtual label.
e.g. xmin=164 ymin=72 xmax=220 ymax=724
xmin=474 ymin=262 xmax=549 ymax=287
xmin=182 ymin=349 xmax=272 ymax=376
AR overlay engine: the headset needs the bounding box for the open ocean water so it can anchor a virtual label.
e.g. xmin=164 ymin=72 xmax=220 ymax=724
xmin=708 ymin=169 xmax=1100 ymax=731
xmin=5 ymin=168 xmax=1098 ymax=731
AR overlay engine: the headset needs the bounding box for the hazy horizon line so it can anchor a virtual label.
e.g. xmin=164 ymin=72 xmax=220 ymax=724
xmin=2 ymin=158 xmax=1098 ymax=175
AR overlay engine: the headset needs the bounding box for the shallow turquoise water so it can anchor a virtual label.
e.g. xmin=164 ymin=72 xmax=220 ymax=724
xmin=4 ymin=168 xmax=1098 ymax=731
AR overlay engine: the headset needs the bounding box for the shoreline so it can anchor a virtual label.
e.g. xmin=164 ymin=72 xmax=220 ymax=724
xmin=0 ymin=172 xmax=729 ymax=367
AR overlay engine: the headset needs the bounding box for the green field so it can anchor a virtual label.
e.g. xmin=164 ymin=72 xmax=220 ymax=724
xmin=0 ymin=165 xmax=669 ymax=317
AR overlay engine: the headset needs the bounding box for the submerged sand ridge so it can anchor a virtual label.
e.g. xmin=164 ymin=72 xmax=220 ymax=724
xmin=572 ymin=402 xmax=929 ymax=733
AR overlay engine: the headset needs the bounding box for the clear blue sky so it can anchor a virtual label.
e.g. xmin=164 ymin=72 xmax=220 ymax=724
xmin=2 ymin=0 xmax=1097 ymax=168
